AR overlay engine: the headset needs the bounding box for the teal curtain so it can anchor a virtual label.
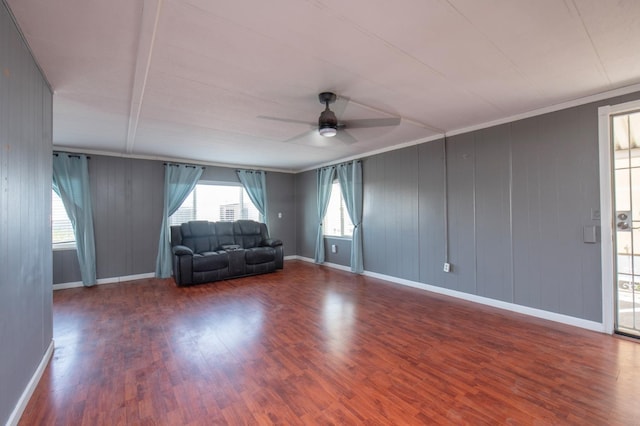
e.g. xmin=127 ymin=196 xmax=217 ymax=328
xmin=236 ymin=169 xmax=268 ymax=226
xmin=155 ymin=163 xmax=203 ymax=278
xmin=337 ymin=160 xmax=364 ymax=273
xmin=314 ymin=166 xmax=336 ymax=264
xmin=52 ymin=153 xmax=97 ymax=286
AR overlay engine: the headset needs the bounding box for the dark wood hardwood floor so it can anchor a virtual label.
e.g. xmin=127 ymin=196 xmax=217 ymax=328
xmin=20 ymin=260 xmax=640 ymax=425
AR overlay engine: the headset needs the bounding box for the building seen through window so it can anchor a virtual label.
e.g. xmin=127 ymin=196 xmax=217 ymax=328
xmin=170 ymin=183 xmax=260 ymax=226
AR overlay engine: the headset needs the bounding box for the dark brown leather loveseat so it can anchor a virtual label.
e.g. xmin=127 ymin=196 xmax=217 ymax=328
xmin=170 ymin=220 xmax=283 ymax=286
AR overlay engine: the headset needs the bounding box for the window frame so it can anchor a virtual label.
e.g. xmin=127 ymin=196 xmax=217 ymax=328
xmin=169 ymin=180 xmax=260 ymax=226
xmin=52 ymin=189 xmax=76 ymax=250
xmin=323 ymin=180 xmax=354 ymax=239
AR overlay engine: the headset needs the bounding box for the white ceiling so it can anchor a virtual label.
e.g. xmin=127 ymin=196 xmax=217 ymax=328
xmin=7 ymin=0 xmax=640 ymax=172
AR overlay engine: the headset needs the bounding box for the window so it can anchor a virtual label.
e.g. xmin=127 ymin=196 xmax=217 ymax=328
xmin=170 ymin=183 xmax=260 ymax=225
xmin=323 ymin=181 xmax=354 ymax=238
xmin=52 ymin=190 xmax=76 ymax=249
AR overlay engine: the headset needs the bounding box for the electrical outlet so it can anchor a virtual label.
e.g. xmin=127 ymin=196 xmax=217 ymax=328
xmin=443 ymin=262 xmax=451 ymax=273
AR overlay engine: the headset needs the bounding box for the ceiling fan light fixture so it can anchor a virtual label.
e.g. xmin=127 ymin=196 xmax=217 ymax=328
xmin=319 ymin=126 xmax=337 ymax=137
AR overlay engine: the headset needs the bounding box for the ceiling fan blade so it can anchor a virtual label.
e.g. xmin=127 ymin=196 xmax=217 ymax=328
xmin=257 ymin=115 xmax=315 ymax=126
xmin=342 ymin=117 xmax=401 ymax=129
xmin=285 ymin=130 xmax=325 ymax=146
xmin=335 ymin=130 xmax=358 ymax=145
xmin=332 ymin=95 xmax=350 ymax=118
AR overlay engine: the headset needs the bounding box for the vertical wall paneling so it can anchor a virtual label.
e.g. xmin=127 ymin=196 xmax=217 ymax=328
xmin=93 ymin=156 xmax=128 ymax=278
xmin=511 ymin=117 xmax=545 ymax=310
xmin=576 ymin=105 xmax=603 ymax=320
xmin=323 ymin=237 xmax=352 ymax=265
xmin=417 ymin=139 xmax=445 ymax=286
xmin=0 ymin=2 xmax=53 ymax=424
xmin=446 ymin=133 xmax=477 ymax=294
xmin=264 ymin=171 xmax=296 ymax=256
xmin=474 ymin=125 xmax=514 ymax=302
xmin=363 ymin=146 xmax=420 ymax=280
xmin=295 ymin=170 xmax=318 ymax=259
xmin=362 ymin=155 xmax=385 ymax=271
xmin=52 ymin=249 xmax=81 ymax=283
xmin=128 ymin=159 xmax=164 ymax=274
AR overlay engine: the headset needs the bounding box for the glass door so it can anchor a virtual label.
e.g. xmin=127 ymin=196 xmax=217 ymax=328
xmin=613 ymin=111 xmax=640 ymax=337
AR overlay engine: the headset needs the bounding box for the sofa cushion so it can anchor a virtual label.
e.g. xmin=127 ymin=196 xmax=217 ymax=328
xmin=214 ymin=222 xmax=236 ymax=247
xmin=192 ymin=252 xmax=228 ymax=272
xmin=181 ymin=221 xmax=218 ymax=253
xmin=187 ymin=220 xmax=212 ymax=236
xmin=244 ymin=247 xmax=275 ymax=265
xmin=234 ymin=220 xmax=264 ymax=248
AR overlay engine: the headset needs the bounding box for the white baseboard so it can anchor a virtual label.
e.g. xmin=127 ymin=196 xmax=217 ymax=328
xmin=288 ymin=255 xmax=353 ymax=272
xmin=53 ymin=272 xmax=155 ymax=291
xmin=291 ymin=256 xmax=605 ymax=333
xmin=363 ymin=271 xmax=605 ymax=333
xmin=6 ymin=339 xmax=54 ymax=426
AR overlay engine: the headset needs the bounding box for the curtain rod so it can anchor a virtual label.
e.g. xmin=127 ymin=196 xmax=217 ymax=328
xmin=163 ymin=162 xmax=205 ymax=169
xmin=318 ymin=159 xmax=361 ymax=171
xmin=53 ymin=152 xmax=90 ymax=159
xmin=236 ymin=168 xmax=266 ymax=173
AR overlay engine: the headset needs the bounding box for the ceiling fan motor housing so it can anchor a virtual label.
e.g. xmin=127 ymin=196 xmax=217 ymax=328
xmin=318 ymin=109 xmax=338 ymax=136
xmin=318 ymin=92 xmax=338 ymax=136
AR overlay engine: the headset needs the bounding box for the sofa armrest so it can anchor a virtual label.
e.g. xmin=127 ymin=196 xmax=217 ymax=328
xmin=172 ymin=245 xmax=194 ymax=286
xmin=172 ymin=245 xmax=194 ymax=256
xmin=262 ymin=239 xmax=282 ymax=247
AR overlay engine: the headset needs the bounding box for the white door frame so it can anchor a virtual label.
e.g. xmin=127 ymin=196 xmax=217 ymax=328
xmin=598 ymin=99 xmax=640 ymax=334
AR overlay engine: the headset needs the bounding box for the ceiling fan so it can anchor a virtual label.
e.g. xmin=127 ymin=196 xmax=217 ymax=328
xmin=259 ymin=92 xmax=401 ymax=145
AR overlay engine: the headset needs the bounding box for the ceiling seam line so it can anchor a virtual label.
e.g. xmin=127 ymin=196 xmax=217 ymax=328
xmin=326 ymin=1 xmax=505 ymax=114
xmin=126 ymin=0 xmax=163 ymax=154
xmin=570 ymin=0 xmax=612 ymax=85
xmin=443 ymin=0 xmax=548 ymax=102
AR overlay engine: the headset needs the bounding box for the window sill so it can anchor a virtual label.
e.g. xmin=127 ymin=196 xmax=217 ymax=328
xmin=323 ymin=235 xmax=352 ymax=241
xmin=53 ymin=243 xmax=77 ymax=251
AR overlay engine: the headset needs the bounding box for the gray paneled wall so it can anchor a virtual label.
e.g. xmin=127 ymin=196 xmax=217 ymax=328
xmin=0 ymin=2 xmax=53 ymax=424
xmin=53 ymin=158 xmax=296 ymax=283
xmin=323 ymin=237 xmax=352 ymax=265
xmin=417 ymin=140 xmax=445 ymax=286
xmin=364 ymin=147 xmax=420 ymax=281
xmin=295 ymin=169 xmax=317 ymax=258
xmin=473 ymin=125 xmax=513 ymax=302
xmin=91 ymin=156 xmax=164 ymax=278
xmin=263 ymin=171 xmax=296 ymax=256
xmin=444 ymin=133 xmax=476 ymax=294
xmin=296 ymin=93 xmax=640 ymax=323
xmin=363 ymin=111 xmax=602 ymax=321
